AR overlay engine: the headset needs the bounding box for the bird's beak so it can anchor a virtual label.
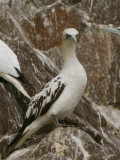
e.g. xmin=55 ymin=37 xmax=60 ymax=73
xmin=72 ymin=35 xmax=77 ymax=44
xmin=101 ymin=27 xmax=120 ymax=35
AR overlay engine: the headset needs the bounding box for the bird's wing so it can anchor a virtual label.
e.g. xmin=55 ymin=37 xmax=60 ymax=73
xmin=7 ymin=76 xmax=65 ymax=150
xmin=25 ymin=75 xmax=65 ymax=126
xmin=0 ymin=40 xmax=21 ymax=77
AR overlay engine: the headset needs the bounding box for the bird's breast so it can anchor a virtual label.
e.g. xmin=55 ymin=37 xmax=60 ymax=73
xmin=48 ymin=63 xmax=87 ymax=118
xmin=62 ymin=62 xmax=87 ymax=87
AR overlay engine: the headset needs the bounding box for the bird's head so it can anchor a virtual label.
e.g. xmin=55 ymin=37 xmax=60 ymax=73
xmin=62 ymin=28 xmax=79 ymax=46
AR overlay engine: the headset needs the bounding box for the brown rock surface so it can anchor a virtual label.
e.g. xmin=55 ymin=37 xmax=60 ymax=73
xmin=0 ymin=0 xmax=120 ymax=160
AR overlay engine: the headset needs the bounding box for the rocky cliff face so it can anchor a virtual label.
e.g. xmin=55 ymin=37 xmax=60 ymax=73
xmin=0 ymin=0 xmax=120 ymax=160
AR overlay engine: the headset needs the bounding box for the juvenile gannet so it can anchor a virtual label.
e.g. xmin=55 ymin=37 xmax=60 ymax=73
xmin=0 ymin=39 xmax=31 ymax=99
xmin=6 ymin=28 xmax=87 ymax=155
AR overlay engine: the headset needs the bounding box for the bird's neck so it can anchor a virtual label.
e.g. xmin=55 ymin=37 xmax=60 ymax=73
xmin=62 ymin=42 xmax=77 ymax=65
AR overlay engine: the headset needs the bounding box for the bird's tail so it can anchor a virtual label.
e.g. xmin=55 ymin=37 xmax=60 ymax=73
xmin=15 ymin=68 xmax=33 ymax=87
xmin=0 ymin=73 xmax=31 ymax=99
xmin=4 ymin=129 xmax=24 ymax=158
xmin=5 ymin=123 xmax=31 ymax=158
xmin=5 ymin=116 xmax=50 ymax=158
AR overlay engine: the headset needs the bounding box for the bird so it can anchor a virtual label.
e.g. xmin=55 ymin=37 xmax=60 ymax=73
xmin=6 ymin=28 xmax=87 ymax=155
xmin=0 ymin=39 xmax=31 ymax=99
xmin=101 ymin=27 xmax=120 ymax=35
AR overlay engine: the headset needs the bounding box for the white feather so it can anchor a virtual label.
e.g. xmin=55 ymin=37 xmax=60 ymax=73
xmin=0 ymin=39 xmax=20 ymax=77
xmin=0 ymin=73 xmax=31 ymax=99
xmin=0 ymin=40 xmax=31 ymax=99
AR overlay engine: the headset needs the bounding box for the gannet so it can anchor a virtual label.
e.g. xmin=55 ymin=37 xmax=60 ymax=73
xmin=0 ymin=39 xmax=31 ymax=99
xmin=6 ymin=28 xmax=87 ymax=155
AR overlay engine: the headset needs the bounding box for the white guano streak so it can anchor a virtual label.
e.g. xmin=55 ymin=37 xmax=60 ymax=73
xmin=71 ymin=134 xmax=90 ymax=160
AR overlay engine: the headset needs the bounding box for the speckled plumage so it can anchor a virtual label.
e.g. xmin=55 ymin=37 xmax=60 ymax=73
xmin=26 ymin=76 xmax=65 ymax=120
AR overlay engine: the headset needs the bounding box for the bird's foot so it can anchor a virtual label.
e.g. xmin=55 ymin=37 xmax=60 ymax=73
xmin=52 ymin=115 xmax=74 ymax=128
xmin=56 ymin=123 xmax=75 ymax=127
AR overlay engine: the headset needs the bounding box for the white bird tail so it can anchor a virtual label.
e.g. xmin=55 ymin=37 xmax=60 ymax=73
xmin=0 ymin=73 xmax=31 ymax=99
xmin=5 ymin=115 xmax=50 ymax=158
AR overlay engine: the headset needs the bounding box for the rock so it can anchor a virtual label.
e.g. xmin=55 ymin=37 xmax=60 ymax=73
xmin=1 ymin=0 xmax=120 ymax=104
xmin=4 ymin=128 xmax=116 ymax=160
xmin=0 ymin=0 xmax=120 ymax=160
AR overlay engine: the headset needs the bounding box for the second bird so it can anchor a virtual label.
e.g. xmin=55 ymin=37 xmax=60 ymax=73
xmin=0 ymin=39 xmax=31 ymax=99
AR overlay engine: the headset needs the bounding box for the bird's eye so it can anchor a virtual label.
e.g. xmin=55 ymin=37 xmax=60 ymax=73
xmin=66 ymin=34 xmax=71 ymax=39
xmin=76 ymin=34 xmax=79 ymax=39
